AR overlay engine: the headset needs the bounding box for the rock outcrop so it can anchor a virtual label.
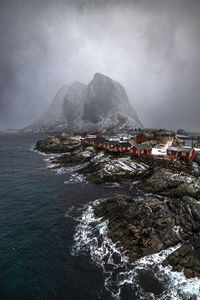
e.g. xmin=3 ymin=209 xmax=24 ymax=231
xmin=78 ymin=152 xmax=150 ymax=184
xmin=138 ymin=166 xmax=200 ymax=199
xmin=35 ymin=136 xmax=80 ymax=154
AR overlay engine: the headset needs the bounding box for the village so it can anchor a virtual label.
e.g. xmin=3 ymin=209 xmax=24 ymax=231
xmin=79 ymin=130 xmax=197 ymax=160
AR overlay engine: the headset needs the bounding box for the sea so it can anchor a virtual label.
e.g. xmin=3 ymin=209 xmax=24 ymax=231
xmin=0 ymin=133 xmax=200 ymax=300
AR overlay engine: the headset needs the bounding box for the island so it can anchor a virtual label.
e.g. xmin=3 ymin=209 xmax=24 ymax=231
xmin=35 ymin=130 xmax=200 ymax=279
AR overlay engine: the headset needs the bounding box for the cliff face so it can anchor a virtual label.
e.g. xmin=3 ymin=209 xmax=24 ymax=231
xmin=24 ymin=73 xmax=143 ymax=133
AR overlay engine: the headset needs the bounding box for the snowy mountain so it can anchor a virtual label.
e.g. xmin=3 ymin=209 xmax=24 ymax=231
xmin=24 ymin=73 xmax=143 ymax=133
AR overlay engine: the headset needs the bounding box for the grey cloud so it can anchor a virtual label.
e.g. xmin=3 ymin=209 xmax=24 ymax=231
xmin=0 ymin=0 xmax=200 ymax=130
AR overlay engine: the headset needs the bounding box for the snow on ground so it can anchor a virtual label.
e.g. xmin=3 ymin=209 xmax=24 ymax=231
xmin=152 ymin=148 xmax=167 ymax=156
xmin=152 ymin=138 xmax=173 ymax=156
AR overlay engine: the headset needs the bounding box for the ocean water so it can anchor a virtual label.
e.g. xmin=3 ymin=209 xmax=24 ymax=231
xmin=0 ymin=133 xmax=199 ymax=300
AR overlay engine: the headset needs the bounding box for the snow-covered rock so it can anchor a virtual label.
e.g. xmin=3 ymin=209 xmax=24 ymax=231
xmin=138 ymin=166 xmax=200 ymax=198
xmin=79 ymin=153 xmax=149 ymax=183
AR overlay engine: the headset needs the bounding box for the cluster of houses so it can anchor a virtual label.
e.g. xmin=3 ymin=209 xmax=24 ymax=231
xmin=81 ymin=133 xmax=196 ymax=160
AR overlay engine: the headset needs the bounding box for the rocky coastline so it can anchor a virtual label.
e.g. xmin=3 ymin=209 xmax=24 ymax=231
xmin=35 ymin=136 xmax=200 ymax=279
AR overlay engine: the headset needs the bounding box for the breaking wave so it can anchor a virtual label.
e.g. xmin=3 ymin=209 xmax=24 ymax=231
xmin=71 ymin=200 xmax=200 ymax=300
xmin=33 ymin=147 xmax=88 ymax=182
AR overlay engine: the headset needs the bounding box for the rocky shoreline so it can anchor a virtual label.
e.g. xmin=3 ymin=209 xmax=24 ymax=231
xmin=35 ymin=136 xmax=200 ymax=279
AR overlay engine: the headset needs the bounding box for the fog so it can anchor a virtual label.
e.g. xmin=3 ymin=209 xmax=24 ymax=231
xmin=0 ymin=0 xmax=200 ymax=131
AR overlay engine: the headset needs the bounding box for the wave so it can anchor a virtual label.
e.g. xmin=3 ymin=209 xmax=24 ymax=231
xmin=71 ymin=200 xmax=200 ymax=300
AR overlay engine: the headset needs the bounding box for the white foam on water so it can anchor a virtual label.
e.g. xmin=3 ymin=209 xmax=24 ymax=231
xmin=71 ymin=200 xmax=200 ymax=300
xmin=103 ymin=183 xmax=121 ymax=188
xmin=34 ymin=147 xmax=89 ymax=183
xmin=31 ymin=146 xmax=49 ymax=156
xmin=64 ymin=173 xmax=87 ymax=184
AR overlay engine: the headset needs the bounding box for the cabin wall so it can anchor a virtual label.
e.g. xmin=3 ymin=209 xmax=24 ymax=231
xmin=136 ymin=134 xmax=147 ymax=144
xmin=190 ymin=149 xmax=195 ymax=159
xmin=147 ymin=150 xmax=152 ymax=156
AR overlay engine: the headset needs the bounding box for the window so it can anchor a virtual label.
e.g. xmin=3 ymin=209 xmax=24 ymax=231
xmin=141 ymin=150 xmax=144 ymax=153
xmin=123 ymin=147 xmax=125 ymax=150
xmin=182 ymin=152 xmax=186 ymax=156
xmin=136 ymin=150 xmax=139 ymax=154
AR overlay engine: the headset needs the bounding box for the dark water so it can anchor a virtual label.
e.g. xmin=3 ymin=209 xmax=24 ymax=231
xmin=0 ymin=133 xmax=120 ymax=300
xmin=0 ymin=133 xmax=199 ymax=300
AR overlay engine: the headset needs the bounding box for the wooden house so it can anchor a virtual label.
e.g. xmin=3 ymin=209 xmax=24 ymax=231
xmin=93 ymin=136 xmax=106 ymax=148
xmin=106 ymin=141 xmax=120 ymax=152
xmin=130 ymin=144 xmax=152 ymax=156
xmin=82 ymin=137 xmax=94 ymax=145
xmin=167 ymin=147 xmax=195 ymax=159
xmin=136 ymin=133 xmax=152 ymax=144
xmin=118 ymin=142 xmax=132 ymax=153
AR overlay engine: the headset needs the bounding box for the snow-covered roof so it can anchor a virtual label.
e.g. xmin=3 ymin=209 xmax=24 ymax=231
xmin=119 ymin=142 xmax=132 ymax=147
xmin=107 ymin=141 xmax=120 ymax=145
xmin=133 ymin=144 xmax=152 ymax=150
xmin=167 ymin=146 xmax=194 ymax=153
xmin=93 ymin=136 xmax=106 ymax=142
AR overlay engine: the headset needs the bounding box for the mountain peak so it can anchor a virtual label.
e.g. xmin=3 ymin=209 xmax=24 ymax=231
xmin=93 ymin=72 xmax=109 ymax=78
xmin=92 ymin=72 xmax=113 ymax=83
xmin=23 ymin=73 xmax=143 ymax=133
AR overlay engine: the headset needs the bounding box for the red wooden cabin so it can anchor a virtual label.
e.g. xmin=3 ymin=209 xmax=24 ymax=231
xmin=130 ymin=144 xmax=152 ymax=156
xmin=93 ymin=137 xmax=106 ymax=148
xmin=118 ymin=142 xmax=132 ymax=153
xmin=136 ymin=133 xmax=151 ymax=144
xmin=107 ymin=141 xmax=120 ymax=152
xmin=167 ymin=147 xmax=195 ymax=159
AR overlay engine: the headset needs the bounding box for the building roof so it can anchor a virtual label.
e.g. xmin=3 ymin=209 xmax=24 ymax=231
xmin=133 ymin=144 xmax=152 ymax=150
xmin=93 ymin=136 xmax=106 ymax=142
xmin=119 ymin=142 xmax=132 ymax=147
xmin=136 ymin=133 xmax=152 ymax=138
xmin=107 ymin=140 xmax=120 ymax=145
xmin=84 ymin=137 xmax=94 ymax=142
xmin=167 ymin=146 xmax=194 ymax=153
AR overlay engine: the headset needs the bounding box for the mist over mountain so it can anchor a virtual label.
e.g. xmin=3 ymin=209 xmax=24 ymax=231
xmin=24 ymin=73 xmax=143 ymax=133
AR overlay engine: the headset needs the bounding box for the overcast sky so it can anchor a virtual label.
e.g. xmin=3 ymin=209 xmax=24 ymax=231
xmin=0 ymin=0 xmax=200 ymax=131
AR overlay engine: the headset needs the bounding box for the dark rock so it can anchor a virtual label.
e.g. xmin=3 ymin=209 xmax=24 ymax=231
xmin=163 ymin=234 xmax=200 ymax=278
xmin=93 ymin=195 xmax=183 ymax=260
xmin=35 ymin=136 xmax=81 ymax=154
xmin=137 ymin=165 xmax=200 ymax=200
xmin=120 ymin=284 xmax=139 ymax=299
xmin=93 ymin=194 xmax=200 ymax=279
xmin=137 ymin=269 xmax=165 ymax=295
xmin=52 ymin=146 xmax=96 ymax=167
